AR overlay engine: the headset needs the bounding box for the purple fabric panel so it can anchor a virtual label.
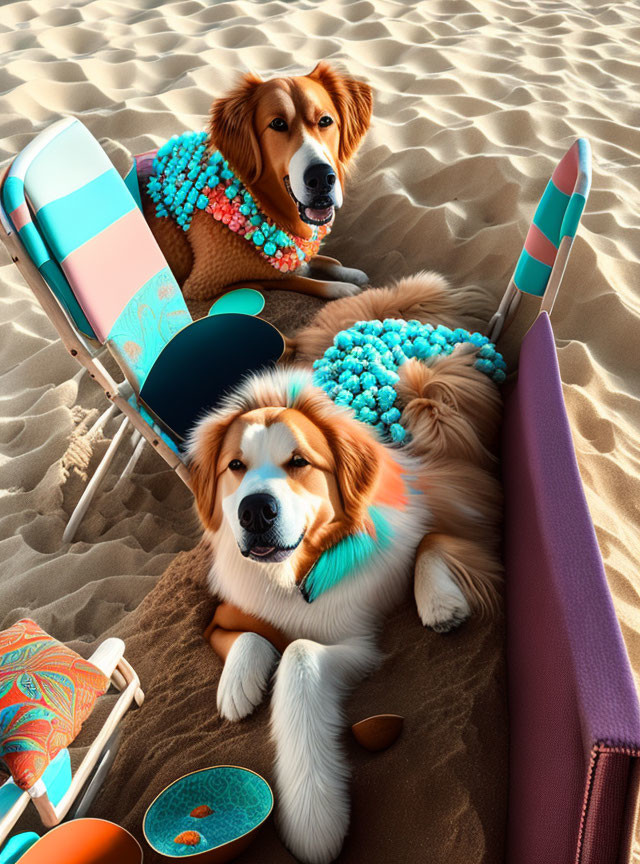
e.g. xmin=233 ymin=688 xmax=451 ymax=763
xmin=502 ymin=312 xmax=640 ymax=864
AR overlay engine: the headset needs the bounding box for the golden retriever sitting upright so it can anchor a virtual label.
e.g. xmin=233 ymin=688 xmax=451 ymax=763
xmin=188 ymin=272 xmax=503 ymax=864
xmin=142 ymin=63 xmax=372 ymax=301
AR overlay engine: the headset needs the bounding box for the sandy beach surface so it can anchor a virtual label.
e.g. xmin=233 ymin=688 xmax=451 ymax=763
xmin=1 ymin=0 xmax=639 ymax=859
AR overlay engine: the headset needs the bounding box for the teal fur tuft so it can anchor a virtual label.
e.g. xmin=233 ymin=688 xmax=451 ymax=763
xmin=288 ymin=377 xmax=303 ymax=404
xmin=301 ymin=506 xmax=394 ymax=603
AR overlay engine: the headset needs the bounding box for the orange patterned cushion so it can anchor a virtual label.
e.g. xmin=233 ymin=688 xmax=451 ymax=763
xmin=0 ymin=619 xmax=109 ymax=791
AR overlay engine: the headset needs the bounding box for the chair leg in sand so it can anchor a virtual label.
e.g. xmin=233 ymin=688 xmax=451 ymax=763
xmin=62 ymin=416 xmax=132 ymax=544
xmin=120 ymin=429 xmax=145 ymax=480
xmin=86 ymin=402 xmax=118 ymax=439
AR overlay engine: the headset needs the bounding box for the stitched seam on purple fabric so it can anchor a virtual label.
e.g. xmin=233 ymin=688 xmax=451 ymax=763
xmin=576 ymin=747 xmax=598 ymax=864
xmin=575 ymin=744 xmax=639 ymax=864
xmin=592 ymin=741 xmax=640 ymax=753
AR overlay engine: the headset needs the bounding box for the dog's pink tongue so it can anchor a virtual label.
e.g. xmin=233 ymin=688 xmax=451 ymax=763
xmin=252 ymin=546 xmax=275 ymax=557
xmin=305 ymin=206 xmax=333 ymax=223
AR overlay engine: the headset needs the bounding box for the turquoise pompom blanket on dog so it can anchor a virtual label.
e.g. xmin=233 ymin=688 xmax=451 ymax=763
xmin=312 ymin=319 xmax=506 ymax=444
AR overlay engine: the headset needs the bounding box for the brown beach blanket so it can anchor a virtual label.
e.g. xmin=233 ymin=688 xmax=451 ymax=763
xmin=47 ymin=287 xmax=505 ymax=862
xmin=1 ymin=277 xmax=507 ymax=862
xmin=65 ymin=288 xmax=506 ymax=863
xmin=87 ymin=540 xmax=507 ymax=864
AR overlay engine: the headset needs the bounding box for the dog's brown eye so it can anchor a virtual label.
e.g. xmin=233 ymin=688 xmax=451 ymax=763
xmin=288 ymin=455 xmax=309 ymax=469
xmin=228 ymin=459 xmax=245 ymax=472
xmin=269 ymin=118 xmax=288 ymax=132
xmin=318 ymin=115 xmax=333 ymax=128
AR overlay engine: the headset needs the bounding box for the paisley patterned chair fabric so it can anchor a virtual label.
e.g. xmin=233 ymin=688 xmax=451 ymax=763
xmin=107 ymin=267 xmax=191 ymax=392
xmin=0 ymin=619 xmax=109 ymax=791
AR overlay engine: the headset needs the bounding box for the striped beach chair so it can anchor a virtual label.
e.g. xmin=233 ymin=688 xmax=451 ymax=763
xmin=0 ymin=118 xmax=284 ymax=543
xmin=488 ymin=138 xmax=591 ymax=341
xmin=0 ymin=632 xmax=142 ymax=859
xmin=0 ymin=117 xmax=191 ymax=542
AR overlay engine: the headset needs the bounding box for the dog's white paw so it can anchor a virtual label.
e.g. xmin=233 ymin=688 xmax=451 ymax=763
xmin=325 ymin=281 xmax=363 ymax=299
xmin=415 ymin=553 xmax=471 ymax=633
xmin=217 ymin=632 xmax=280 ymax=722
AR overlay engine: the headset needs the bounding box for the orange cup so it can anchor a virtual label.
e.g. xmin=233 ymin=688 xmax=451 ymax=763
xmin=17 ymin=818 xmax=143 ymax=864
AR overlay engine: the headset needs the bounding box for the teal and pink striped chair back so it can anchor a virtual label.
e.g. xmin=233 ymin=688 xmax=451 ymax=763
xmin=2 ymin=118 xmax=191 ymax=392
xmin=488 ymin=138 xmax=591 ymax=342
xmin=514 ymin=138 xmax=591 ymax=298
xmin=3 ymin=120 xmax=98 ymax=341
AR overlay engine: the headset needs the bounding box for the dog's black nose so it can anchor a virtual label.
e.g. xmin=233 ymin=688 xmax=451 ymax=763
xmin=238 ymin=493 xmax=279 ymax=533
xmin=303 ymin=162 xmax=336 ymax=197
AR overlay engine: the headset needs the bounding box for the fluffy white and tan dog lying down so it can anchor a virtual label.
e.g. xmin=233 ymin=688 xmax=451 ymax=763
xmin=187 ymin=273 xmax=503 ymax=864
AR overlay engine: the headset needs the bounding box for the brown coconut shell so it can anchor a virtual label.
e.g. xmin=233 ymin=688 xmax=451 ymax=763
xmin=351 ymin=713 xmax=404 ymax=751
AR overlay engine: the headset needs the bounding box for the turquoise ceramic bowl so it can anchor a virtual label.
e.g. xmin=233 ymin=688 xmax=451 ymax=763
xmin=143 ymin=766 xmax=273 ymax=863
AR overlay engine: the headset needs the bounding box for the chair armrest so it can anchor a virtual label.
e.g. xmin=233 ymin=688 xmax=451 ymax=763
xmin=0 ymin=748 xmax=72 ymax=846
xmin=88 ymin=638 xmax=125 ymax=678
xmin=33 ymin=652 xmax=143 ymax=829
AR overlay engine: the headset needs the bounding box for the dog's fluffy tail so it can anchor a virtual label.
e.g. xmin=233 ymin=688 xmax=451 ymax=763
xmin=396 ymin=350 xmax=502 ymax=465
xmin=398 ymin=347 xmax=504 ymax=619
xmin=293 ymin=271 xmax=492 ymax=362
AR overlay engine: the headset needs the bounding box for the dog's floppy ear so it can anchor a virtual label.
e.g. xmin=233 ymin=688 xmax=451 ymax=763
xmin=209 ymin=73 xmax=263 ymax=185
xmin=298 ymin=386 xmax=382 ymax=526
xmin=321 ymin=410 xmax=381 ymax=526
xmin=335 ymin=427 xmax=380 ymax=524
xmin=187 ymin=413 xmax=238 ymax=532
xmin=308 ymin=62 xmax=373 ymax=163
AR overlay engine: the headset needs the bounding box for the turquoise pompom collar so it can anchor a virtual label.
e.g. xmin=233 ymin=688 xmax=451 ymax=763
xmin=313 ymin=318 xmax=506 ymax=444
xmin=146 ymin=131 xmax=331 ymax=274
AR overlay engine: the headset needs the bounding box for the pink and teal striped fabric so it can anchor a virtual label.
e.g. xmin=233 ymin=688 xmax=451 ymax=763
xmin=514 ymin=139 xmax=591 ymax=297
xmin=1 ymin=118 xmax=192 ymax=455
xmin=2 ymin=121 xmax=98 ymax=340
xmin=2 ymin=118 xmax=190 ymax=374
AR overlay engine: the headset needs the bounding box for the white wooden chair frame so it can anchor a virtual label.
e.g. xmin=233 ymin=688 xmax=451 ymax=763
xmin=0 ymin=638 xmax=143 ymax=843
xmin=487 ymin=234 xmax=575 ymax=343
xmin=0 ymin=167 xmax=191 ymax=545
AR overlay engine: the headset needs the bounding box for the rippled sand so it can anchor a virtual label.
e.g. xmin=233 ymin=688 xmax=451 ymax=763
xmin=1 ymin=0 xmax=639 ymax=853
